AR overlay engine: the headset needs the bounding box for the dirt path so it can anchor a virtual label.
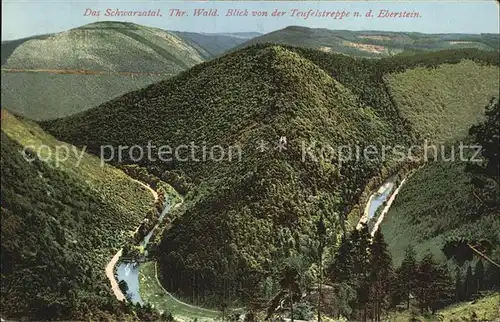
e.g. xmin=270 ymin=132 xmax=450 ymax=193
xmin=132 ymin=179 xmax=158 ymax=202
xmin=105 ymin=178 xmax=159 ymax=302
xmin=105 ymin=249 xmax=126 ymax=302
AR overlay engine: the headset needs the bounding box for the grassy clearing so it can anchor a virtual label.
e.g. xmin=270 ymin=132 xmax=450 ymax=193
xmin=437 ymin=293 xmax=500 ymax=321
xmin=385 ymin=293 xmax=500 ymax=321
xmin=138 ymin=261 xmax=222 ymax=321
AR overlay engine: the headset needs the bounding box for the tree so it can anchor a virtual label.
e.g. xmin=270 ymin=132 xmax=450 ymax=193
xmin=266 ymin=257 xmax=304 ymax=322
xmin=118 ymin=280 xmax=132 ymax=302
xmin=467 ymin=100 xmax=499 ymax=214
xmin=414 ymin=254 xmax=453 ymax=314
xmin=484 ymin=261 xmax=500 ymax=290
xmin=430 ymin=263 xmax=454 ymax=313
xmin=316 ymin=213 xmax=327 ymax=322
xmin=369 ymin=230 xmax=393 ymax=322
xmin=325 ymin=282 xmax=357 ymax=319
xmin=295 ymin=301 xmax=313 ymax=320
xmin=474 ymin=260 xmax=485 ymax=294
xmin=280 ymin=262 xmax=301 ymax=322
xmin=328 ymin=235 xmax=355 ymax=283
xmin=464 ymin=264 xmax=476 ymax=300
xmin=468 ymin=99 xmax=499 ymax=186
xmin=398 ymin=245 xmax=418 ymax=309
xmin=218 ymin=301 xmax=229 ymax=321
xmin=352 ymin=224 xmax=372 ymax=320
xmin=454 ymin=268 xmax=464 ymax=302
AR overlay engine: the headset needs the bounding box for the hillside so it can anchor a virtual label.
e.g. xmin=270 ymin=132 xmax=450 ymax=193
xmin=380 ymin=148 xmax=500 ymax=266
xmin=1 ymin=21 xmax=254 ymax=120
xmin=235 ymin=26 xmax=500 ymax=58
xmin=41 ymin=45 xmax=499 ymax=306
xmin=380 ymin=101 xmax=500 ymax=277
xmin=385 ymin=292 xmax=500 ymax=321
xmin=0 ymin=110 xmax=164 ymax=320
xmin=384 ymin=61 xmax=499 ymax=143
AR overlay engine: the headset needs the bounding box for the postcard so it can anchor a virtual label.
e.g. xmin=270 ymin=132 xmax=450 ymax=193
xmin=1 ymin=1 xmax=499 ymax=321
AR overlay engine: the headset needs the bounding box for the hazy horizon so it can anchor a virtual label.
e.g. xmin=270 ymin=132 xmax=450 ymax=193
xmin=2 ymin=21 xmax=499 ymax=42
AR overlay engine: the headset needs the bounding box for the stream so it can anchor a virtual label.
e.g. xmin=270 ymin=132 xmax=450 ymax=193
xmin=116 ymin=199 xmax=174 ymax=304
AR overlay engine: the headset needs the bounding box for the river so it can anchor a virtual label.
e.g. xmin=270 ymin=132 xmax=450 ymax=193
xmin=367 ymin=181 xmax=395 ymax=219
xmin=116 ymin=198 xmax=174 ymax=304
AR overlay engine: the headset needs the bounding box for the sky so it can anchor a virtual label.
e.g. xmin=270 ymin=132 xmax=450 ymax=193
xmin=2 ymin=1 xmax=499 ymax=40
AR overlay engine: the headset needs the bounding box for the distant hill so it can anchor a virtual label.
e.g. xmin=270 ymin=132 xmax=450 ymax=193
xmin=1 ymin=21 xmax=255 ymax=120
xmin=170 ymin=31 xmax=261 ymax=59
xmin=41 ymin=44 xmax=499 ymax=305
xmin=234 ymin=26 xmax=500 ymax=58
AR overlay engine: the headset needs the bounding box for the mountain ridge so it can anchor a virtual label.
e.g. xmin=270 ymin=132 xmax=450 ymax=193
xmin=233 ymin=25 xmax=500 ymax=58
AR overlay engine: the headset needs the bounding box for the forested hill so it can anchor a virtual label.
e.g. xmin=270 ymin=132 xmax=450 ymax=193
xmin=1 ymin=21 xmax=255 ymax=121
xmin=0 ymin=110 xmax=167 ymax=320
xmin=234 ymin=26 xmax=500 ymax=58
xmin=41 ymin=45 xmax=499 ymax=305
xmin=380 ymin=100 xmax=500 ymax=295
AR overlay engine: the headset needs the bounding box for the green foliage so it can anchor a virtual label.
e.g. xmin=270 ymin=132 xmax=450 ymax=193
xmin=414 ymin=254 xmax=454 ymax=314
xmin=0 ymin=111 xmax=160 ymax=320
xmin=467 ymin=99 xmax=500 ymax=189
xmin=322 ymin=283 xmax=357 ymax=319
xmin=385 ymin=292 xmax=500 ymax=321
xmin=393 ymin=245 xmax=418 ymax=309
xmin=327 ymin=227 xmax=393 ymax=320
xmin=380 ymin=153 xmax=500 ymax=267
xmin=369 ymin=230 xmax=394 ymax=322
xmin=41 ymin=44 xmax=499 ymax=306
xmin=381 ymin=101 xmax=499 ymax=272
xmin=435 ymin=292 xmax=500 ymax=322
xmin=294 ymin=301 xmax=314 ymax=320
xmin=267 ymin=256 xmax=304 ymax=321
xmin=464 ymin=265 xmax=476 ymax=300
xmin=1 ymin=72 xmax=165 ymax=121
xmin=385 ymin=61 xmax=499 ymax=144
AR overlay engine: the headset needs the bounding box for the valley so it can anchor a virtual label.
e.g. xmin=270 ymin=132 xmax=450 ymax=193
xmin=1 ymin=19 xmax=499 ymax=322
